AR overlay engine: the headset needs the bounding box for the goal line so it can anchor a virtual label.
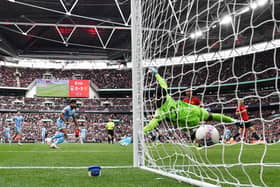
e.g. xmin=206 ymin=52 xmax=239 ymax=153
xmin=0 ymin=166 xmax=133 ymax=169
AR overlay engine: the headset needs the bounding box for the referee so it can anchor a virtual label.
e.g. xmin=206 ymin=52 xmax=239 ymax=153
xmin=106 ymin=119 xmax=115 ymax=144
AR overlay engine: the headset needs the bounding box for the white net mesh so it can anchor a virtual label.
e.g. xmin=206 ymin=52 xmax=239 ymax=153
xmin=142 ymin=0 xmax=280 ymax=186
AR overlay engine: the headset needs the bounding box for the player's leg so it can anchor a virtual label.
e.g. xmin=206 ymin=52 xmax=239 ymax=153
xmin=8 ymin=134 xmax=11 ymax=144
xmin=75 ymin=135 xmax=78 ymax=143
xmin=43 ymin=135 xmax=45 ymax=144
xmin=110 ymin=130 xmax=114 ymax=144
xmin=12 ymin=132 xmax=17 ymax=141
xmin=108 ymin=134 xmax=111 ymax=144
xmin=51 ymin=136 xmax=64 ymax=149
xmin=247 ymin=124 xmax=260 ymax=141
xmin=51 ymin=128 xmax=67 ymax=149
xmin=208 ymin=113 xmax=235 ymax=123
xmin=80 ymin=136 xmax=85 ymax=144
xmin=15 ymin=127 xmax=22 ymax=145
xmin=240 ymin=128 xmax=247 ymax=142
xmin=111 ymin=131 xmax=114 ymax=144
xmin=107 ymin=130 xmax=113 ymax=144
xmin=81 ymin=136 xmax=85 ymax=144
xmin=119 ymin=137 xmax=132 ymax=146
xmin=200 ymin=109 xmax=235 ymax=123
xmin=50 ymin=132 xmax=63 ymax=142
xmin=233 ymin=127 xmax=242 ymax=141
xmin=49 ymin=120 xmax=66 ymax=147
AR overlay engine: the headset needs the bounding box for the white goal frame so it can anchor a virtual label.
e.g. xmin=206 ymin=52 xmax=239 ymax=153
xmin=131 ymin=1 xmax=219 ymax=186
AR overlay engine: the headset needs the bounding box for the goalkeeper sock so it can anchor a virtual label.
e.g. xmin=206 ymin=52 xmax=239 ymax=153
xmin=54 ymin=136 xmax=64 ymax=145
xmin=211 ymin=113 xmax=235 ymax=123
xmin=252 ymin=132 xmax=260 ymax=140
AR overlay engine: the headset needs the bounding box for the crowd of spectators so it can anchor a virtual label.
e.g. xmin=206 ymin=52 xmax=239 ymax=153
xmin=0 ymin=91 xmax=279 ymax=144
xmin=0 ymin=112 xmax=132 ymax=143
xmin=0 ymin=49 xmax=279 ymax=143
xmin=0 ymin=98 xmax=279 ymax=144
xmin=0 ymin=96 xmax=132 ymax=111
xmin=0 ymin=88 xmax=279 ymax=112
xmin=0 ymin=66 xmax=132 ymax=88
xmin=0 ymin=49 xmax=279 ymax=89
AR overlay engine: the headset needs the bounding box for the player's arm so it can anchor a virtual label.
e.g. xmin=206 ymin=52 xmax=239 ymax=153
xmin=240 ymin=108 xmax=247 ymax=113
xmin=60 ymin=112 xmax=67 ymax=123
xmin=144 ymin=110 xmax=164 ymax=134
xmin=144 ymin=118 xmax=161 ymax=134
xmin=152 ymin=68 xmax=168 ymax=93
xmin=235 ymin=107 xmax=247 ymax=115
xmin=235 ymin=107 xmax=240 ymax=115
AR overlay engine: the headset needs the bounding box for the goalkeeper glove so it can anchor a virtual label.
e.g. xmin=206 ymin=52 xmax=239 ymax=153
xmin=150 ymin=67 xmax=158 ymax=74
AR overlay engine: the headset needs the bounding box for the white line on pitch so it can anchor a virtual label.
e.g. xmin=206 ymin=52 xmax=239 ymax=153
xmin=0 ymin=151 xmax=132 ymax=153
xmin=0 ymin=166 xmax=133 ymax=169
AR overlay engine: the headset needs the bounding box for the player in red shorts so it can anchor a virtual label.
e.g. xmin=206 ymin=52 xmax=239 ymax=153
xmin=74 ymin=127 xmax=80 ymax=143
xmin=183 ymin=89 xmax=202 ymax=107
xmin=233 ymin=99 xmax=260 ymax=142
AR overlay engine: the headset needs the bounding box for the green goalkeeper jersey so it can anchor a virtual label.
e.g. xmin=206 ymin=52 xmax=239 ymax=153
xmin=144 ymin=74 xmax=209 ymax=133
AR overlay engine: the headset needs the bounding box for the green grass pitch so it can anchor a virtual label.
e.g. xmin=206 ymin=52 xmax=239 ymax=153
xmin=0 ymin=143 xmax=279 ymax=187
xmin=37 ymin=84 xmax=68 ymax=97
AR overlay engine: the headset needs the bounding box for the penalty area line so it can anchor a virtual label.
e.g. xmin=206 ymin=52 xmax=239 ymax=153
xmin=0 ymin=166 xmax=133 ymax=169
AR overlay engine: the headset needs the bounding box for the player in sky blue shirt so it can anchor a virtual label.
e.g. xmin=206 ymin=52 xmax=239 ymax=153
xmin=224 ymin=128 xmax=231 ymax=141
xmin=41 ymin=127 xmax=47 ymax=144
xmin=47 ymin=100 xmax=79 ymax=149
xmin=80 ymin=127 xmax=87 ymax=144
xmin=12 ymin=111 xmax=24 ymax=145
xmin=4 ymin=125 xmax=11 ymax=144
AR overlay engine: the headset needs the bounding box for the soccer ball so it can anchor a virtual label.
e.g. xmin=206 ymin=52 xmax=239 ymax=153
xmin=195 ymin=125 xmax=219 ymax=146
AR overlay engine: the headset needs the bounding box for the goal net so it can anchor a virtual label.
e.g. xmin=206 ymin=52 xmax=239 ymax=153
xmin=138 ymin=0 xmax=280 ymax=186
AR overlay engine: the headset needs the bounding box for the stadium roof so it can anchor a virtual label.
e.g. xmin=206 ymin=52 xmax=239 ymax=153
xmin=0 ymin=0 xmax=279 ymax=62
xmin=0 ymin=0 xmax=131 ymax=61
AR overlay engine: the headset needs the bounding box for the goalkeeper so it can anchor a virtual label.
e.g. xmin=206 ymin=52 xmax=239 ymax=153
xmin=144 ymin=68 xmax=236 ymax=134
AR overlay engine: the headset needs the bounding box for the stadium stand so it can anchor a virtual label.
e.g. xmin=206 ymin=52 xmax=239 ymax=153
xmin=0 ymin=49 xmax=279 ymax=88
xmin=0 ymin=95 xmax=279 ymax=143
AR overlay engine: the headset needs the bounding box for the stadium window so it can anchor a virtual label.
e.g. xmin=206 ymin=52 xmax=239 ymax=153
xmin=77 ymin=101 xmax=83 ymax=108
xmin=73 ymin=74 xmax=83 ymax=80
xmin=101 ymin=101 xmax=112 ymax=107
xmin=13 ymin=99 xmax=24 ymax=105
xmin=14 ymin=72 xmax=21 ymax=77
xmin=43 ymin=73 xmax=53 ymax=79
xmin=44 ymin=101 xmax=53 ymax=108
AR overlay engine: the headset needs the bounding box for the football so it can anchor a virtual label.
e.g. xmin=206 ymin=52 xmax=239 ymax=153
xmin=195 ymin=125 xmax=220 ymax=146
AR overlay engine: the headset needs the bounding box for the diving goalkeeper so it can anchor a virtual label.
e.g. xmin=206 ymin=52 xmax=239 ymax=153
xmin=144 ymin=68 xmax=236 ymax=134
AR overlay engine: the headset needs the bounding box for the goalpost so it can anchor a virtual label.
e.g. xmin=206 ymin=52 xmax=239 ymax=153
xmin=132 ymin=0 xmax=279 ymax=186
